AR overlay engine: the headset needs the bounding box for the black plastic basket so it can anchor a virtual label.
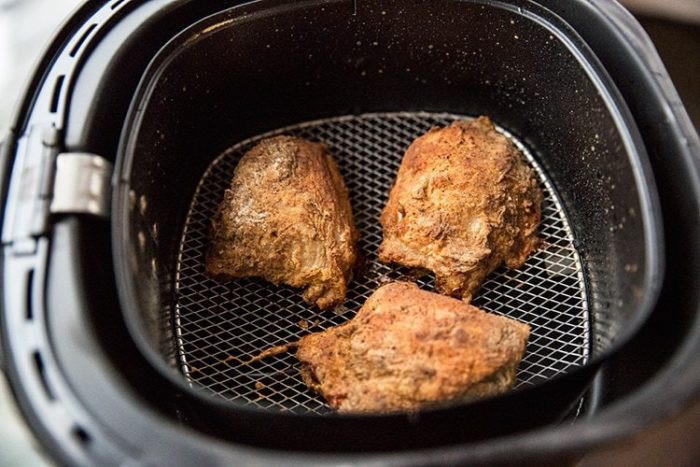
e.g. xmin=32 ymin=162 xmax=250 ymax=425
xmin=0 ymin=1 xmax=698 ymax=465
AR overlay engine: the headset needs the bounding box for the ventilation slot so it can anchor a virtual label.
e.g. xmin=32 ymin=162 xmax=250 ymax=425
xmin=71 ymin=425 xmax=91 ymax=446
xmin=50 ymin=75 xmax=65 ymax=114
xmin=25 ymin=269 xmax=34 ymax=320
xmin=33 ymin=351 xmax=55 ymax=401
xmin=69 ymin=23 xmax=97 ymax=57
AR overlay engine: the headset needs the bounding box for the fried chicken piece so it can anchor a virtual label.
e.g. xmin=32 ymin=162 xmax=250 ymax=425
xmin=297 ymin=282 xmax=530 ymax=413
xmin=205 ymin=136 xmax=357 ymax=309
xmin=379 ymin=117 xmax=542 ymax=301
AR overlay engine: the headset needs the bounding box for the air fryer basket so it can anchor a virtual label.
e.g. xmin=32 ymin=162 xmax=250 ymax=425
xmin=174 ymin=112 xmax=589 ymax=413
xmin=114 ymin=0 xmax=660 ymax=427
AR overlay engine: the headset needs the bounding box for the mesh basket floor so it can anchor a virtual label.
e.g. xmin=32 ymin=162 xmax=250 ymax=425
xmin=174 ymin=112 xmax=590 ymax=414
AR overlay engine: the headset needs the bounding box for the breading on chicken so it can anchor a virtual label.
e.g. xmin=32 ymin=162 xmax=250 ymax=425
xmin=379 ymin=117 xmax=542 ymax=301
xmin=205 ymin=136 xmax=357 ymax=309
xmin=296 ymin=281 xmax=530 ymax=413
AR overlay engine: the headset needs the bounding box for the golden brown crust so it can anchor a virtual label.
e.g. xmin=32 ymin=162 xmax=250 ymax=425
xmin=297 ymin=282 xmax=530 ymax=413
xmin=378 ymin=117 xmax=542 ymax=301
xmin=205 ymin=136 xmax=358 ymax=309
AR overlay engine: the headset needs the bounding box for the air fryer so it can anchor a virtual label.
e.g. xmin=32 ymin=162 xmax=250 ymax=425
xmin=1 ymin=0 xmax=698 ymax=465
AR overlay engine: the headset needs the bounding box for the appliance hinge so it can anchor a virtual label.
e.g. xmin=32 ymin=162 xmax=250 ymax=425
xmin=50 ymin=153 xmax=113 ymax=218
xmin=3 ymin=126 xmax=60 ymax=253
xmin=2 ymin=124 xmax=112 ymax=254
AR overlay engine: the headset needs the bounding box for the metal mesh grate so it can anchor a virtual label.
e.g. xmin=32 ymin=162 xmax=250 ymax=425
xmin=174 ymin=112 xmax=590 ymax=414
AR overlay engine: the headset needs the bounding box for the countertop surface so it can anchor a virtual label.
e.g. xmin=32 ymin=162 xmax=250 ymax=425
xmin=0 ymin=1 xmax=698 ymax=466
